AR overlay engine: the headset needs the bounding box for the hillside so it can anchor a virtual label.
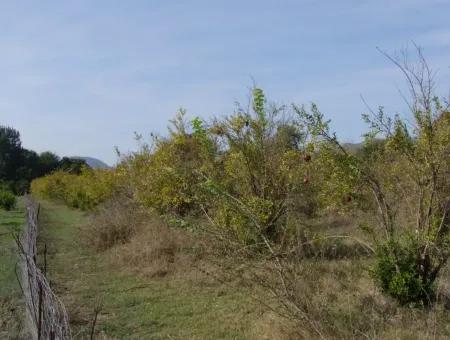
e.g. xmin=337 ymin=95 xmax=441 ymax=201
xmin=72 ymin=156 xmax=110 ymax=169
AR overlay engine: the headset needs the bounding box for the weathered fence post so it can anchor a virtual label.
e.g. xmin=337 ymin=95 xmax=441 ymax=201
xmin=17 ymin=195 xmax=72 ymax=339
xmin=37 ymin=282 xmax=43 ymax=340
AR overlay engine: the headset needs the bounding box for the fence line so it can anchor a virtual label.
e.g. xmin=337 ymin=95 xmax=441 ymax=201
xmin=16 ymin=195 xmax=72 ymax=340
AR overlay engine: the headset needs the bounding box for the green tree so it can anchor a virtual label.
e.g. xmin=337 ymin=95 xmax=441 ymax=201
xmin=0 ymin=126 xmax=23 ymax=184
xmin=58 ymin=157 xmax=88 ymax=174
xmin=207 ymin=88 xmax=310 ymax=243
xmin=37 ymin=151 xmax=60 ymax=176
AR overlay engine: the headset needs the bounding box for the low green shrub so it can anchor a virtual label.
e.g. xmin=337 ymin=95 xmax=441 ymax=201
xmin=372 ymin=237 xmax=436 ymax=306
xmin=0 ymin=190 xmax=16 ymax=211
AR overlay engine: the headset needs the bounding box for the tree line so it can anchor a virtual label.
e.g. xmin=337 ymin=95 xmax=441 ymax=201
xmin=0 ymin=125 xmax=87 ymax=194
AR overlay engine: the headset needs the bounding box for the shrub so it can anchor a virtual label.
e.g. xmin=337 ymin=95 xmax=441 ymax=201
xmin=64 ymin=168 xmax=119 ymax=210
xmin=31 ymin=170 xmax=73 ymax=201
xmin=125 ymin=109 xmax=217 ymax=216
xmin=31 ymin=167 xmax=120 ymax=210
xmin=118 ymin=92 xmax=317 ymax=246
xmin=206 ymin=88 xmax=313 ymax=243
xmin=372 ymin=237 xmax=435 ymax=305
xmin=0 ymin=190 xmax=16 ymax=210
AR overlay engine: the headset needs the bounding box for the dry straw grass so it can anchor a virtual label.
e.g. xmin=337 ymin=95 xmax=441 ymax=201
xmin=81 ymin=196 xmax=148 ymax=251
xmin=80 ymin=196 xmax=450 ymax=339
xmin=110 ymin=218 xmax=198 ymax=278
xmin=81 ymin=196 xmax=201 ymax=278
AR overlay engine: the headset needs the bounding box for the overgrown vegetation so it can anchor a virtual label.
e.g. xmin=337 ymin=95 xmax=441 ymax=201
xmin=31 ymin=167 xmax=121 ymax=210
xmin=296 ymin=48 xmax=450 ymax=306
xmin=0 ymin=189 xmax=16 ymax=211
xmin=29 ymin=47 xmax=450 ymax=337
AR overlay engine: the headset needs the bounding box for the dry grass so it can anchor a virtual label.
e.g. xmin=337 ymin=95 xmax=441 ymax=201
xmin=0 ymin=296 xmax=26 ymax=339
xmin=80 ymin=196 xmax=148 ymax=251
xmin=196 ymin=208 xmax=450 ymax=339
xmin=249 ymin=312 xmax=300 ymax=340
xmin=213 ymin=254 xmax=450 ymax=339
xmin=72 ymin=198 xmax=450 ymax=339
xmin=38 ymin=200 xmax=262 ymax=339
xmin=109 ymin=216 xmax=201 ymax=278
xmin=81 ymin=196 xmax=203 ymax=279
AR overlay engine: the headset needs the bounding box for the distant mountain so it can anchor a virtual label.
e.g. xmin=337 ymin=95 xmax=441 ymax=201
xmin=342 ymin=142 xmax=363 ymax=154
xmin=72 ymin=157 xmax=110 ymax=169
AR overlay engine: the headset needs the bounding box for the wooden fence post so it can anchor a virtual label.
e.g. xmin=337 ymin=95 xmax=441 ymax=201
xmin=37 ymin=282 xmax=43 ymax=340
xmin=43 ymin=243 xmax=47 ymax=277
xmin=20 ymin=196 xmax=72 ymax=339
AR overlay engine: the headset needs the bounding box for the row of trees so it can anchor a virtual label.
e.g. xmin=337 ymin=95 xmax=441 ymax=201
xmin=0 ymin=125 xmax=87 ymax=194
xmin=31 ymin=48 xmax=450 ymax=307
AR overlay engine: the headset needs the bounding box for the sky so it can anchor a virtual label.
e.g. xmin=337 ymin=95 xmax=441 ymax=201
xmin=1 ymin=0 xmax=450 ymax=165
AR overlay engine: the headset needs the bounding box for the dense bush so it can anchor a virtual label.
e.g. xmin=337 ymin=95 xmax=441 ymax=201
xmin=28 ymin=48 xmax=450 ymax=308
xmin=372 ymin=236 xmax=436 ymax=305
xmin=0 ymin=190 xmax=16 ymax=210
xmin=31 ymin=167 xmax=120 ymax=210
xmin=203 ymin=89 xmax=314 ymax=243
xmin=123 ymin=110 xmax=217 ymax=216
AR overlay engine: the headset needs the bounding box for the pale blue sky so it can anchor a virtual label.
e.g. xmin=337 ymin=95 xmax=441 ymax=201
xmin=1 ymin=1 xmax=450 ymax=164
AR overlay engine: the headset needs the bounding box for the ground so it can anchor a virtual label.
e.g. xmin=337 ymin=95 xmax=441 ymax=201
xmin=0 ymin=198 xmax=26 ymax=339
xmin=6 ymin=199 xmax=450 ymax=339
xmin=37 ymin=200 xmax=266 ymax=339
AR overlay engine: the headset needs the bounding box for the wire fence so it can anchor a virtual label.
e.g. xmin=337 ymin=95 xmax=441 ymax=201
xmin=15 ymin=195 xmax=72 ymax=340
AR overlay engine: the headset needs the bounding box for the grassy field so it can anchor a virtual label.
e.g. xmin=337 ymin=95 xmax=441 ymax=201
xmin=5 ymin=199 xmax=450 ymax=339
xmin=37 ymin=200 xmax=267 ymax=339
xmin=0 ymin=198 xmax=26 ymax=338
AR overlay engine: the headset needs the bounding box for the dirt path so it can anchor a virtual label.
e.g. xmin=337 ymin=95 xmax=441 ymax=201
xmin=37 ymin=200 xmax=261 ymax=339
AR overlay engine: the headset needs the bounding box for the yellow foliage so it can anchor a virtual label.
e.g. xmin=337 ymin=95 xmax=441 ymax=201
xmin=124 ymin=132 xmax=214 ymax=215
xmin=31 ymin=167 xmax=120 ymax=210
